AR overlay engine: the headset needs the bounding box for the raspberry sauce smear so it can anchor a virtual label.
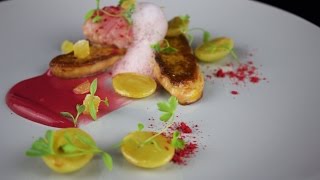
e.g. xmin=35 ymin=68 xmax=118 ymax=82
xmin=6 ymin=70 xmax=131 ymax=128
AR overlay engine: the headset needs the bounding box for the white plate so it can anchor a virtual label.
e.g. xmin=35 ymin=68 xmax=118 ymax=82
xmin=1 ymin=0 xmax=320 ymax=180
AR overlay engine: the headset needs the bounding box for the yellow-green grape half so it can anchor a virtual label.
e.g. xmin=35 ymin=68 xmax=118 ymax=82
xmin=195 ymin=37 xmax=234 ymax=62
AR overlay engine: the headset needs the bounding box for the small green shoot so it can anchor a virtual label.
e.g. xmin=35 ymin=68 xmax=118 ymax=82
xmin=171 ymin=131 xmax=185 ymax=150
xmin=122 ymin=3 xmax=135 ymax=24
xmin=139 ymin=96 xmax=186 ymax=150
xmin=25 ymin=130 xmax=55 ymax=157
xmin=60 ymin=104 xmax=86 ymax=127
xmin=26 ymin=130 xmax=113 ymax=171
xmin=84 ymin=0 xmax=102 ymax=23
xmin=137 ymin=123 xmax=144 ymax=131
xmin=151 ymin=40 xmax=178 ymax=54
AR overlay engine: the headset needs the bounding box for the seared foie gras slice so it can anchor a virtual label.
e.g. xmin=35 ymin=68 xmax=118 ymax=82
xmin=153 ymin=35 xmax=204 ymax=105
xmin=50 ymin=45 xmax=126 ymax=79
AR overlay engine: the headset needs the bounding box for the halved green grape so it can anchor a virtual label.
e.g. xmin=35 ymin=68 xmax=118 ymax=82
xmin=121 ymin=131 xmax=174 ymax=168
xmin=166 ymin=16 xmax=190 ymax=37
xmin=42 ymin=128 xmax=94 ymax=173
xmin=195 ymin=37 xmax=234 ymax=62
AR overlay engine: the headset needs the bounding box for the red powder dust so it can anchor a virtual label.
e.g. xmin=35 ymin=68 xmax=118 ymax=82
xmin=171 ymin=142 xmax=198 ymax=165
xmin=214 ymin=61 xmax=265 ymax=86
xmin=231 ymin=90 xmax=239 ymax=95
xmin=167 ymin=121 xmax=200 ymax=165
xmin=178 ymin=122 xmax=192 ymax=133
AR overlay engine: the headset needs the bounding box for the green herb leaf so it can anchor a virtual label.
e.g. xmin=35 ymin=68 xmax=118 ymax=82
xmin=171 ymin=131 xmax=185 ymax=150
xmin=45 ymin=130 xmax=54 ymax=154
xmin=75 ymin=133 xmax=96 ymax=147
xmin=76 ymin=104 xmax=86 ymax=114
xmin=61 ymin=144 xmax=78 ymax=154
xmin=168 ymin=96 xmax=178 ymax=112
xmin=160 ymin=112 xmax=172 ymax=122
xmin=90 ymin=79 xmax=98 ymax=95
xmin=151 ymin=41 xmax=177 ymax=54
xmin=103 ymin=97 xmax=109 ymax=107
xmin=102 ymin=153 xmax=113 ymax=171
xmin=89 ymin=98 xmax=97 ymax=120
xmin=179 ymin=14 xmax=190 ymax=22
xmin=60 ymin=112 xmax=74 ymax=120
xmin=151 ymin=43 xmax=161 ymax=53
xmin=119 ymin=0 xmax=126 ymax=5
xmin=96 ymin=0 xmax=101 ymax=9
xmin=123 ymin=4 xmax=135 ymax=24
xmin=92 ymin=15 xmax=102 ymax=23
xmin=25 ymin=130 xmax=55 ymax=157
xmin=84 ymin=9 xmax=95 ymax=20
xmin=157 ymin=102 xmax=171 ymax=112
xmin=137 ymin=123 xmax=144 ymax=131
xmin=203 ymin=31 xmax=211 ymax=43
xmin=161 ymin=47 xmax=177 ymax=54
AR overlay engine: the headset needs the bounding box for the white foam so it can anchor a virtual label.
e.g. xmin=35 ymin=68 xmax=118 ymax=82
xmin=112 ymin=2 xmax=168 ymax=77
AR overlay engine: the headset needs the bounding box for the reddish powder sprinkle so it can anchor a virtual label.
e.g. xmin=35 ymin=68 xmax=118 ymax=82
xmin=172 ymin=143 xmax=198 ymax=165
xmin=216 ymin=69 xmax=225 ymax=78
xmin=178 ymin=122 xmax=192 ymax=133
xmin=250 ymin=76 xmax=260 ymax=83
xmin=214 ymin=61 xmax=265 ymax=85
xmin=231 ymin=90 xmax=239 ymax=95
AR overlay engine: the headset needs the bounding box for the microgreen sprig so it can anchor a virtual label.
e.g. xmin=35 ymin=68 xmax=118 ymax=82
xmin=139 ymin=96 xmax=185 ymax=150
xmin=25 ymin=130 xmax=55 ymax=157
xmin=151 ymin=40 xmax=178 ymax=54
xmin=120 ymin=0 xmax=136 ymax=24
xmin=61 ymin=79 xmax=109 ymax=125
xmin=85 ymin=0 xmax=102 ymax=23
xmin=26 ymin=130 xmax=113 ymax=171
xmin=61 ymin=104 xmax=86 ymax=127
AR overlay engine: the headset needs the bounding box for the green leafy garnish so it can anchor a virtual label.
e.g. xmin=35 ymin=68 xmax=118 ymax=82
xmin=203 ymin=31 xmax=211 ymax=43
xmin=92 ymin=15 xmax=102 ymax=23
xmin=171 ymin=131 xmax=185 ymax=150
xmin=157 ymin=96 xmax=177 ymax=122
xmin=90 ymin=79 xmax=98 ymax=95
xmin=60 ymin=104 xmax=86 ymax=127
xmin=25 ymin=130 xmax=55 ymax=157
xmin=103 ymin=97 xmax=109 ymax=107
xmin=122 ymin=3 xmax=135 ymax=24
xmin=119 ymin=0 xmax=136 ymax=24
xmin=137 ymin=123 xmax=144 ymax=131
xmin=102 ymin=153 xmax=113 ymax=171
xmin=26 ymin=130 xmax=113 ymax=171
xmin=84 ymin=0 xmax=102 ymax=23
xmin=151 ymin=40 xmax=178 ymax=54
xmin=139 ymin=96 xmax=185 ymax=150
xmin=61 ymin=78 xmax=109 ymax=124
xmin=84 ymin=9 xmax=95 ymax=20
xmin=179 ymin=14 xmax=190 ymax=22
xmin=89 ymin=100 xmax=97 ymax=120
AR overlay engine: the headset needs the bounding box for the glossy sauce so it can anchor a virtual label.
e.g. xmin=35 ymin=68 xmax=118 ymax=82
xmin=6 ymin=70 xmax=131 ymax=128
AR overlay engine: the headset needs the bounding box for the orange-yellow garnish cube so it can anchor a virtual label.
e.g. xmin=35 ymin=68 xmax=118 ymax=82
xmin=73 ymin=80 xmax=90 ymax=95
xmin=112 ymin=73 xmax=157 ymax=98
xmin=74 ymin=40 xmax=90 ymax=59
xmin=82 ymin=94 xmax=101 ymax=115
xmin=61 ymin=40 xmax=74 ymax=54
